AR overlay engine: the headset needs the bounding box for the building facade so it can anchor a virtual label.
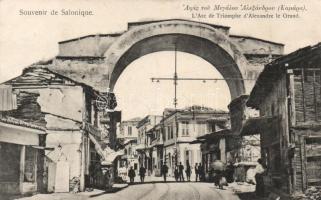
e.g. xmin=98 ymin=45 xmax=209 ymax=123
xmin=117 ymin=118 xmax=141 ymax=178
xmin=136 ymin=115 xmax=162 ymax=175
xmin=0 ymin=117 xmax=47 ymax=195
xmin=0 ymin=66 xmax=117 ymax=192
xmin=161 ymin=106 xmax=229 ymax=177
xmin=246 ymin=43 xmax=321 ymax=197
xmin=147 ymin=123 xmax=164 ymax=176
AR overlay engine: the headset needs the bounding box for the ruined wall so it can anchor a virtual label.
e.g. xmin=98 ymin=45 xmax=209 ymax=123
xmin=58 ymin=35 xmax=118 ymax=57
xmin=50 ymin=58 xmax=108 ymax=92
xmin=230 ymin=36 xmax=284 ymax=55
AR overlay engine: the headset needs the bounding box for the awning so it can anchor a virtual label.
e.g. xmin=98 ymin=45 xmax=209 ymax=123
xmin=234 ymin=161 xmax=257 ymax=167
xmin=123 ymin=138 xmax=136 ymax=145
xmin=197 ymin=129 xmax=232 ymax=140
xmin=240 ymin=116 xmax=278 ymax=136
xmin=101 ymin=147 xmax=124 ymax=165
xmin=88 ymin=133 xmax=105 ymax=158
xmin=89 ymin=133 xmax=124 ymax=165
xmin=190 ymin=139 xmax=205 ymax=144
xmin=32 ymin=145 xmax=55 ymax=151
xmin=135 ymin=144 xmax=146 ymax=151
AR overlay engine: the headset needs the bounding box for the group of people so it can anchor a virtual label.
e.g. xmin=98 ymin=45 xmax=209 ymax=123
xmin=128 ymin=158 xmax=266 ymax=197
xmin=127 ymin=161 xmax=169 ymax=184
xmin=173 ymin=162 xmax=205 ymax=182
xmin=128 ymin=161 xmax=206 ymax=184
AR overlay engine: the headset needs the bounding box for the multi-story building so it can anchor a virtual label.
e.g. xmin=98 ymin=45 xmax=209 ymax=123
xmin=161 ymin=106 xmax=229 ymax=176
xmin=0 ymin=65 xmax=118 ymax=192
xmin=136 ymin=115 xmax=162 ymax=175
xmin=146 ymin=123 xmax=164 ymax=176
xmin=117 ymin=118 xmax=141 ymax=178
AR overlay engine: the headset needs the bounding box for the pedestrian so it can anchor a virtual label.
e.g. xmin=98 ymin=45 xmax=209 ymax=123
xmin=128 ymin=166 xmax=136 ymax=184
xmin=185 ymin=162 xmax=192 ymax=181
xmin=194 ymin=163 xmax=199 ymax=182
xmin=226 ymin=162 xmax=235 ymax=183
xmin=161 ymin=162 xmax=168 ymax=182
xmin=174 ymin=164 xmax=179 ymax=182
xmin=198 ymin=163 xmax=205 ymax=181
xmin=178 ymin=162 xmax=185 ymax=181
xmin=139 ymin=166 xmax=146 ymax=183
xmin=255 ymin=159 xmax=265 ymax=197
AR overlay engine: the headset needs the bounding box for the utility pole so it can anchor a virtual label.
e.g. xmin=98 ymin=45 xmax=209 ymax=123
xmin=151 ymin=44 xmax=253 ymax=167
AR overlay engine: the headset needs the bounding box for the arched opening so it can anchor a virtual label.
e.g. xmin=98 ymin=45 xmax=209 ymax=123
xmin=114 ymin=51 xmax=231 ymax=120
xmin=109 ymin=34 xmax=245 ymax=99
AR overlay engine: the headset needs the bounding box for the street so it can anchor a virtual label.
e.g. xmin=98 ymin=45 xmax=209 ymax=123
xmin=97 ymin=182 xmax=241 ymax=200
xmin=13 ymin=181 xmax=255 ymax=200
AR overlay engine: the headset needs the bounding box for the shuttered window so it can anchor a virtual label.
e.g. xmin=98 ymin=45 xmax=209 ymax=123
xmin=293 ymin=69 xmax=321 ymax=122
xmin=0 ymin=85 xmax=17 ymax=111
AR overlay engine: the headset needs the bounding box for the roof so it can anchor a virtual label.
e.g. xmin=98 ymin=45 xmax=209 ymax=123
xmin=247 ymin=43 xmax=321 ymax=108
xmin=240 ymin=116 xmax=278 ymax=136
xmin=4 ymin=65 xmax=99 ymax=95
xmin=197 ymin=129 xmax=232 ymax=140
xmin=206 ymin=116 xmax=229 ymax=122
xmin=136 ymin=115 xmax=162 ymax=129
xmin=0 ymin=117 xmax=46 ymax=132
xmin=161 ymin=106 xmax=228 ymax=122
xmin=230 ymin=34 xmax=284 ymax=46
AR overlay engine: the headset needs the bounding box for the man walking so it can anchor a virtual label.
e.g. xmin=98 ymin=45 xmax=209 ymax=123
xmin=185 ymin=162 xmax=192 ymax=181
xmin=198 ymin=163 xmax=204 ymax=181
xmin=194 ymin=163 xmax=199 ymax=182
xmin=139 ymin=166 xmax=146 ymax=183
xmin=128 ymin=166 xmax=136 ymax=184
xmin=161 ymin=162 xmax=168 ymax=182
xmin=178 ymin=162 xmax=185 ymax=181
xmin=174 ymin=164 xmax=179 ymax=181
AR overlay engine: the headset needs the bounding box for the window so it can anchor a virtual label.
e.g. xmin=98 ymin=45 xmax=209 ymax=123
xmin=167 ymin=126 xmax=171 ymax=140
xmin=182 ymin=121 xmax=189 ymax=136
xmin=128 ymin=126 xmax=132 ymax=136
xmin=197 ymin=122 xmax=206 ymax=136
xmin=170 ymin=126 xmax=174 ymax=139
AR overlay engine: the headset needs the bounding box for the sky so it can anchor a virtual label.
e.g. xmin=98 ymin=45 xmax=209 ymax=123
xmin=1 ymin=0 xmax=321 ymax=120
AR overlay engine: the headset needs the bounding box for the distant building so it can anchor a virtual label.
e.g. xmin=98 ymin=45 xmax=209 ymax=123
xmin=146 ymin=123 xmax=164 ymax=176
xmin=162 ymin=106 xmax=229 ymax=177
xmin=196 ymin=115 xmax=230 ymax=180
xmin=246 ymin=43 xmax=321 ymax=197
xmin=136 ymin=115 xmax=162 ymax=175
xmin=116 ymin=118 xmax=141 ymax=178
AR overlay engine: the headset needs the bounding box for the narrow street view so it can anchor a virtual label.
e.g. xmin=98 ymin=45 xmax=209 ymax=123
xmin=1 ymin=2 xmax=321 ymax=200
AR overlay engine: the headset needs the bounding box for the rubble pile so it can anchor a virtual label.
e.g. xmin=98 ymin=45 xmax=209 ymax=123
xmin=304 ymin=187 xmax=321 ymax=200
xmin=293 ymin=187 xmax=321 ymax=200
